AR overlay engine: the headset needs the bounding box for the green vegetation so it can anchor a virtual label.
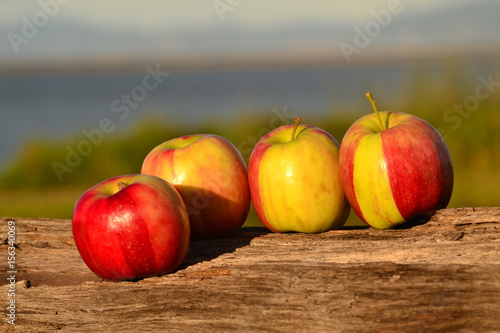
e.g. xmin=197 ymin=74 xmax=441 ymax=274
xmin=1 ymin=64 xmax=499 ymax=227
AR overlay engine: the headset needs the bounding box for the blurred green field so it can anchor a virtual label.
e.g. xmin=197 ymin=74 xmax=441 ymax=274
xmin=1 ymin=64 xmax=499 ymax=228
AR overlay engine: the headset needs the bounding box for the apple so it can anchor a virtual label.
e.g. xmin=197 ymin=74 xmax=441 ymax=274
xmin=141 ymin=134 xmax=250 ymax=239
xmin=338 ymin=93 xmax=454 ymax=229
xmin=72 ymin=174 xmax=190 ymax=281
xmin=248 ymin=117 xmax=350 ymax=233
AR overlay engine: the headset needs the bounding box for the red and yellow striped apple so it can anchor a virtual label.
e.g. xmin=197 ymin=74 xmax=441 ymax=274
xmin=248 ymin=117 xmax=350 ymax=233
xmin=72 ymin=174 xmax=190 ymax=281
xmin=141 ymin=134 xmax=250 ymax=239
xmin=339 ymin=93 xmax=454 ymax=229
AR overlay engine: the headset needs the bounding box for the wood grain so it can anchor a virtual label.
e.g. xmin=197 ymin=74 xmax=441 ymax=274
xmin=1 ymin=207 xmax=499 ymax=332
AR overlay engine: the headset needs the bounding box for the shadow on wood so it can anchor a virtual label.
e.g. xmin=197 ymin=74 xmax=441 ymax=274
xmin=180 ymin=227 xmax=269 ymax=269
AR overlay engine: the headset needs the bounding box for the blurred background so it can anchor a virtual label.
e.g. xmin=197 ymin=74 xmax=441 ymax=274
xmin=0 ymin=0 xmax=499 ymax=227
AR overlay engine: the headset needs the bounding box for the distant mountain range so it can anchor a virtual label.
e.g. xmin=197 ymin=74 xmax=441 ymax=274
xmin=1 ymin=0 xmax=499 ymax=72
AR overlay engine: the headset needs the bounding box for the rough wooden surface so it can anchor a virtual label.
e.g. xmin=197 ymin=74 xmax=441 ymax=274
xmin=1 ymin=207 xmax=500 ymax=332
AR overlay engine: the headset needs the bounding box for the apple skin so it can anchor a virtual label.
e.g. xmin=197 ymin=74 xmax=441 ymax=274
xmin=72 ymin=174 xmax=190 ymax=281
xmin=339 ymin=111 xmax=454 ymax=229
xmin=141 ymin=134 xmax=250 ymax=239
xmin=248 ymin=122 xmax=350 ymax=233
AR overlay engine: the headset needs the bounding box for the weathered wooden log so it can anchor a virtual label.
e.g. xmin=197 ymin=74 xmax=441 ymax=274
xmin=1 ymin=207 xmax=499 ymax=332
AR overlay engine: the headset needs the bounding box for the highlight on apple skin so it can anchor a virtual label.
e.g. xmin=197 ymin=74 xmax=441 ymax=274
xmin=248 ymin=117 xmax=350 ymax=233
xmin=72 ymin=174 xmax=191 ymax=281
xmin=338 ymin=93 xmax=454 ymax=229
xmin=141 ymin=134 xmax=250 ymax=239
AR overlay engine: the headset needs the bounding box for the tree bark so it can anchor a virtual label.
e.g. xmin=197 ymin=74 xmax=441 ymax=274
xmin=1 ymin=207 xmax=499 ymax=332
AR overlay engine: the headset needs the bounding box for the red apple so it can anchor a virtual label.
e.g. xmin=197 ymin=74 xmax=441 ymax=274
xmin=141 ymin=134 xmax=250 ymax=239
xmin=338 ymin=93 xmax=454 ymax=229
xmin=248 ymin=117 xmax=350 ymax=233
xmin=72 ymin=174 xmax=190 ymax=281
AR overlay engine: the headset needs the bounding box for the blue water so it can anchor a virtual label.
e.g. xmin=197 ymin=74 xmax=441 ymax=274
xmin=0 ymin=60 xmax=494 ymax=170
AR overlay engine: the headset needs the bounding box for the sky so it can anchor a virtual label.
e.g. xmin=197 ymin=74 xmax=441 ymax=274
xmin=0 ymin=0 xmax=496 ymax=66
xmin=0 ymin=0 xmax=472 ymax=32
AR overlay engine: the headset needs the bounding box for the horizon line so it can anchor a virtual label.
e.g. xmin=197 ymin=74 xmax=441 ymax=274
xmin=1 ymin=45 xmax=499 ymax=76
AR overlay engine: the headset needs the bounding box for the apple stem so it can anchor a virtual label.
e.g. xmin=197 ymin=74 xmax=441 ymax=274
xmin=117 ymin=182 xmax=128 ymax=190
xmin=290 ymin=117 xmax=301 ymax=141
xmin=365 ymin=92 xmax=386 ymax=131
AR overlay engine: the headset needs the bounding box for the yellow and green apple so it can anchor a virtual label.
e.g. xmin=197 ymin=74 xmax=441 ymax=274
xmin=339 ymin=93 xmax=454 ymax=229
xmin=248 ymin=117 xmax=350 ymax=233
xmin=141 ymin=134 xmax=250 ymax=239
